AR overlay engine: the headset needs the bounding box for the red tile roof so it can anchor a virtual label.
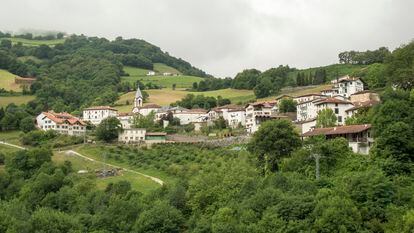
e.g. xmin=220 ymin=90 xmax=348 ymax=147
xmin=84 ymin=106 xmax=118 ymax=111
xmin=346 ymin=100 xmax=380 ymax=112
xmin=302 ymin=124 xmax=371 ymax=137
xmin=294 ymin=93 xmax=326 ymax=98
xmin=314 ymin=98 xmax=352 ymax=105
xmin=42 ymin=111 xmax=86 ymax=126
xmin=140 ymin=104 xmax=161 ymax=109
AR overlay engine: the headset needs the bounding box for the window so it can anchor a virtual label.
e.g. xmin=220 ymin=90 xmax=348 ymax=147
xmin=338 ymin=116 xmax=342 ymax=122
xmin=335 ymin=108 xmax=339 ymax=114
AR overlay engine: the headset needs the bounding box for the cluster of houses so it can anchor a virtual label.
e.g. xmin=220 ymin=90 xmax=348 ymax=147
xmin=35 ymin=75 xmax=379 ymax=154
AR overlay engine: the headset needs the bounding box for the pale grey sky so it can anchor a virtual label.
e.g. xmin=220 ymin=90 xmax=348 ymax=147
xmin=1 ymin=0 xmax=413 ymax=77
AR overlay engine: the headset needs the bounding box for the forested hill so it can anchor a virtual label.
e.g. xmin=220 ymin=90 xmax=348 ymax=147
xmin=0 ymin=32 xmax=210 ymax=112
xmin=0 ymin=32 xmax=209 ymax=78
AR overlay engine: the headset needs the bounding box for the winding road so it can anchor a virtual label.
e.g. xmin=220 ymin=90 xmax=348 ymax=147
xmin=0 ymin=142 xmax=164 ymax=186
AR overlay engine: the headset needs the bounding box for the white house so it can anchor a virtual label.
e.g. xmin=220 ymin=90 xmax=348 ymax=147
xmin=118 ymin=128 xmax=146 ymax=144
xmin=226 ymin=108 xmax=246 ymax=128
xmin=208 ymin=105 xmax=246 ymax=128
xmin=163 ymin=72 xmax=172 ymax=76
xmin=138 ymin=104 xmax=162 ymax=116
xmin=147 ymin=71 xmax=156 ymax=76
xmin=117 ymin=112 xmax=135 ymax=129
xmin=173 ymin=108 xmax=208 ymax=125
xmin=296 ymin=97 xmax=325 ymax=122
xmin=36 ymin=111 xmax=86 ymax=136
xmin=320 ymin=88 xmax=337 ymax=97
xmin=332 ymin=76 xmax=365 ymax=98
xmin=302 ymin=124 xmax=373 ymax=154
xmin=82 ymin=106 xmax=118 ymax=125
xmin=245 ymin=101 xmax=278 ymax=133
xmin=314 ymin=98 xmax=354 ymax=125
xmin=156 ymin=106 xmax=188 ymax=121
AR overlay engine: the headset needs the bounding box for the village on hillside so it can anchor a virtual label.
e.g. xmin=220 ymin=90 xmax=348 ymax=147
xmin=35 ymin=74 xmax=378 ymax=155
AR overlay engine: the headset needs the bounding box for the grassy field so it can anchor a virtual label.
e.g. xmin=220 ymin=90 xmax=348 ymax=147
xmin=0 ymin=37 xmax=65 ymax=46
xmin=0 ymin=69 xmax=22 ymax=91
xmin=53 ymin=151 xmax=160 ymax=193
xmin=0 ymin=95 xmax=36 ymax=107
xmin=121 ymin=66 xmax=200 ymax=89
xmin=115 ymin=88 xmax=255 ymax=111
xmin=153 ymin=63 xmax=181 ymax=74
xmin=0 ymin=131 xmax=23 ymax=145
xmin=123 ymin=66 xmax=151 ymax=76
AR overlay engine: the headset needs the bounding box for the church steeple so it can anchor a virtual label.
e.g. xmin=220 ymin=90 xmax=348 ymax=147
xmin=134 ymin=86 xmax=143 ymax=108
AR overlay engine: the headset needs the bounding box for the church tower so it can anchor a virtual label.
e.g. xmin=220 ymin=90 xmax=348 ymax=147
xmin=132 ymin=86 xmax=143 ymax=113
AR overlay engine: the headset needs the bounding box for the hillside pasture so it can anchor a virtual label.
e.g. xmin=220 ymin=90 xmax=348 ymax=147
xmin=121 ymin=65 xmax=202 ymax=89
xmin=0 ymin=37 xmax=65 ymax=46
xmin=153 ymin=63 xmax=181 ymax=74
xmin=0 ymin=69 xmax=23 ymax=91
xmin=0 ymin=95 xmax=36 ymax=107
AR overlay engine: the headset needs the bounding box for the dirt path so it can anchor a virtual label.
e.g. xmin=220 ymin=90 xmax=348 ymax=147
xmin=0 ymin=142 xmax=164 ymax=186
xmin=0 ymin=141 xmax=26 ymax=150
xmin=63 ymin=150 xmax=164 ymax=185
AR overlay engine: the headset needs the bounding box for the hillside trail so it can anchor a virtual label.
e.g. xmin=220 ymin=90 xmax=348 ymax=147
xmin=0 ymin=141 xmax=164 ymax=186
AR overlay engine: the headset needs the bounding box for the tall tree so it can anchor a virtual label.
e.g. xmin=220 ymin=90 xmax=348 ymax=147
xmin=316 ymin=109 xmax=337 ymax=128
xmin=248 ymin=120 xmax=301 ymax=173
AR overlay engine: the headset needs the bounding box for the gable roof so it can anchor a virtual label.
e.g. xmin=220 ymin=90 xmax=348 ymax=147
xmin=345 ymin=100 xmax=380 ymax=112
xmin=135 ymin=86 xmax=143 ymax=99
xmin=84 ymin=106 xmax=118 ymax=111
xmin=42 ymin=111 xmax=86 ymax=126
xmin=302 ymin=124 xmax=371 ymax=137
xmin=314 ymin=97 xmax=352 ymax=105
xmin=140 ymin=104 xmax=161 ymax=109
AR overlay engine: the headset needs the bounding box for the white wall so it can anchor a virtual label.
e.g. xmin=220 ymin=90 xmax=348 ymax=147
xmin=118 ymin=129 xmax=146 ymax=143
xmin=83 ymin=109 xmax=118 ymax=125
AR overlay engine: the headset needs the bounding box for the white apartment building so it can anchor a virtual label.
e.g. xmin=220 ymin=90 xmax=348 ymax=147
xmin=227 ymin=108 xmax=246 ymax=128
xmin=245 ymin=101 xmax=277 ymax=133
xmin=296 ymin=99 xmax=321 ymax=122
xmin=117 ymin=113 xmax=135 ymax=129
xmin=36 ymin=111 xmax=86 ymax=136
xmin=138 ymin=104 xmax=162 ymax=116
xmin=118 ymin=128 xmax=146 ymax=144
xmin=82 ymin=106 xmax=118 ymax=125
xmin=173 ymin=109 xmax=208 ymax=125
xmin=332 ymin=76 xmax=365 ymax=98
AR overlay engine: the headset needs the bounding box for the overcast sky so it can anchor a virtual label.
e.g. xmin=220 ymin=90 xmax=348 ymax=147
xmin=0 ymin=0 xmax=413 ymax=77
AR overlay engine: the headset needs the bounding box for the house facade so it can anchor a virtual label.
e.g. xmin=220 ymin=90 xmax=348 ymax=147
xmin=118 ymin=128 xmax=146 ymax=144
xmin=138 ymin=104 xmax=162 ymax=116
xmin=332 ymin=76 xmax=365 ymax=98
xmin=302 ymin=124 xmax=373 ymax=154
xmin=245 ymin=101 xmax=277 ymax=133
xmin=173 ymin=109 xmax=208 ymax=125
xmin=117 ymin=113 xmax=135 ymax=129
xmin=82 ymin=106 xmax=118 ymax=125
xmin=36 ymin=111 xmax=86 ymax=136
xmin=296 ymin=99 xmax=323 ymax=122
